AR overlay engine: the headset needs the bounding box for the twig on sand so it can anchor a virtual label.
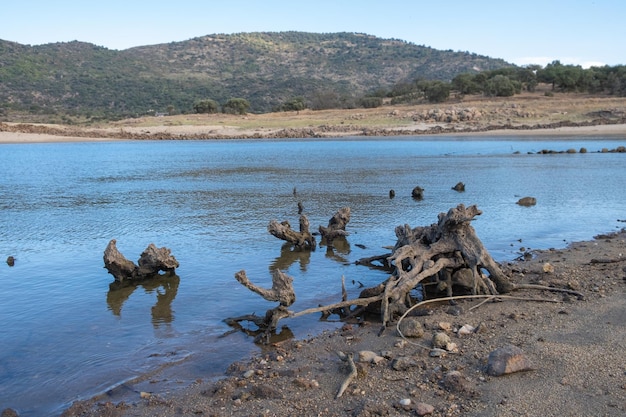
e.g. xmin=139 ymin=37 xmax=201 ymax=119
xmin=336 ymin=352 xmax=357 ymax=399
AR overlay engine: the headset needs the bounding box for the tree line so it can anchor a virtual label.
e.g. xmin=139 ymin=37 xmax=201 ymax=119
xmin=382 ymin=62 xmax=626 ymax=104
xmin=193 ymin=62 xmax=626 ymax=115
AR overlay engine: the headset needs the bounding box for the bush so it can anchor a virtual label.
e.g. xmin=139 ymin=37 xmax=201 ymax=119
xmin=423 ymin=81 xmax=450 ymax=103
xmin=281 ymin=97 xmax=306 ymax=111
xmin=359 ymin=96 xmax=383 ymax=108
xmin=222 ymin=98 xmax=250 ymax=115
xmin=193 ymin=99 xmax=219 ymax=114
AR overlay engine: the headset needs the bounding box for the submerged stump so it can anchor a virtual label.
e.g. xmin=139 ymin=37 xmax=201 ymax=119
xmin=103 ymin=239 xmax=179 ymax=282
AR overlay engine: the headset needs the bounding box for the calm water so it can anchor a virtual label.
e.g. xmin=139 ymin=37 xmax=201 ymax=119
xmin=1 ymin=136 xmax=625 ymax=416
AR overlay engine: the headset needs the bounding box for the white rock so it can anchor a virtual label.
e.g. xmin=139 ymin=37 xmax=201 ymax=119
xmin=458 ymin=324 xmax=475 ymax=336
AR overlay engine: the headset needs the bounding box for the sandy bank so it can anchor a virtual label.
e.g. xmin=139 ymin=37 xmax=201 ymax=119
xmin=1 ymin=123 xmax=626 ymax=144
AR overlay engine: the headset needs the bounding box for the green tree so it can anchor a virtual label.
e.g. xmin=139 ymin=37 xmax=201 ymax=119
xmin=281 ymin=96 xmax=306 ymax=111
xmin=451 ymin=73 xmax=481 ymax=95
xmin=193 ymin=99 xmax=219 ymax=114
xmin=422 ymin=81 xmax=450 ymax=103
xmin=484 ymin=75 xmax=520 ymax=97
xmin=222 ymin=98 xmax=250 ymax=115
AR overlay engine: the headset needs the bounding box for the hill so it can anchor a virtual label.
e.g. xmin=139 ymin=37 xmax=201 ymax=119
xmin=0 ymin=32 xmax=512 ymax=121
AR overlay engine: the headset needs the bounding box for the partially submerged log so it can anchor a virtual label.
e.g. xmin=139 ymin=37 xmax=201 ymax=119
xmin=319 ymin=207 xmax=351 ymax=244
xmin=268 ymin=215 xmax=316 ymax=250
xmin=226 ymin=270 xmax=296 ymax=342
xmin=103 ymin=239 xmax=179 ymax=282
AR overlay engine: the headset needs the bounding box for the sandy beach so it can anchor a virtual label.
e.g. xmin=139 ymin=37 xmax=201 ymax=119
xmin=2 ymin=123 xmax=626 ymax=145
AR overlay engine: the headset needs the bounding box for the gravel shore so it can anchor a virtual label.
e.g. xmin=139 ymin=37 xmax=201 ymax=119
xmin=51 ymin=230 xmax=626 ymax=417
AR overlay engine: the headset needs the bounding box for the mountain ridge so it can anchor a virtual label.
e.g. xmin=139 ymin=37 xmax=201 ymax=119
xmin=0 ymin=31 xmax=513 ymax=120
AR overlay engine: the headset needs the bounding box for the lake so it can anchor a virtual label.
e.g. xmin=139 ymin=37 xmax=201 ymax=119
xmin=1 ymin=136 xmax=625 ymax=416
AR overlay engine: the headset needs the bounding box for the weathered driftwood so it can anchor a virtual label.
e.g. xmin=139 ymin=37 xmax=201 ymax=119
xmin=319 ymin=207 xmax=351 ymax=244
xmin=268 ymin=215 xmax=316 ymax=249
xmin=228 ymin=204 xmax=580 ymax=342
xmin=103 ymin=239 xmax=179 ymax=282
xmin=225 ymin=270 xmax=296 ymax=342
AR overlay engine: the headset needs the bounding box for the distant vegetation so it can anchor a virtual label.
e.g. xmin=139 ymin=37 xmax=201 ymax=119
xmin=385 ymin=62 xmax=626 ymax=104
xmin=0 ymin=32 xmax=625 ymax=123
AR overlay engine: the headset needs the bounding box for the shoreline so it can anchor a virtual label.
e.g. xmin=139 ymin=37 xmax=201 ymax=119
xmin=1 ymin=122 xmax=626 ymax=144
xmin=56 ymin=229 xmax=626 ymax=417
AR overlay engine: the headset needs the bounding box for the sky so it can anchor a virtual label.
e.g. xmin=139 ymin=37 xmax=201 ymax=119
xmin=2 ymin=0 xmax=624 ymax=68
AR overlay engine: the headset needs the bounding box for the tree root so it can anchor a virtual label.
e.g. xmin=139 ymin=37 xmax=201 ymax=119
xmin=395 ymin=294 xmax=561 ymax=346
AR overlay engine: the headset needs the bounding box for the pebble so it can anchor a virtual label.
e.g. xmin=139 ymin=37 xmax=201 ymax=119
xmin=542 ymin=262 xmax=555 ymax=274
xmin=398 ymin=317 xmax=425 ymax=338
xmin=486 ymin=344 xmax=534 ymax=376
xmin=243 ymin=370 xmax=255 ymax=379
xmin=415 ymin=402 xmax=435 ymax=416
xmin=399 ymin=398 xmax=411 ymax=406
xmin=429 ymin=348 xmax=447 ymax=358
xmin=358 ymin=350 xmax=385 ymax=364
xmin=432 ymin=332 xmax=451 ymax=349
xmin=438 ymin=321 xmax=452 ymax=331
xmin=458 ymin=324 xmax=475 ymax=336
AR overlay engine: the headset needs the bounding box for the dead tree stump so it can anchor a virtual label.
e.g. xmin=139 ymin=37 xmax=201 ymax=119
xmin=375 ymin=204 xmax=513 ymax=324
xmin=103 ymin=239 xmax=179 ymax=282
xmin=319 ymin=207 xmax=351 ymax=244
xmin=229 ymin=204 xmax=516 ymax=339
xmin=268 ymin=215 xmax=316 ymax=249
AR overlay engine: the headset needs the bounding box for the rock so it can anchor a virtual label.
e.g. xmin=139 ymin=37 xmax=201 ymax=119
xmin=1 ymin=409 xmax=19 ymax=417
xmin=358 ymin=350 xmax=385 ymax=364
xmin=398 ymin=317 xmax=425 ymax=338
xmin=458 ymin=324 xmax=475 ymax=336
xmin=437 ymin=321 xmax=452 ymax=332
xmin=399 ymin=398 xmax=411 ymax=406
xmin=415 ymin=402 xmax=435 ymax=416
xmin=445 ymin=342 xmax=459 ymax=353
xmin=443 ymin=371 xmax=478 ymax=397
xmin=6 ymin=256 xmax=15 ymax=266
xmin=542 ymin=262 xmax=555 ymax=274
xmin=517 ymin=196 xmax=537 ymax=206
xmin=429 ymin=348 xmax=447 ymax=357
xmin=389 ymin=189 xmax=395 ymax=199
xmin=432 ymin=332 xmax=451 ymax=349
xmin=392 ymin=356 xmax=419 ymax=371
xmin=486 ymin=344 xmax=534 ymax=376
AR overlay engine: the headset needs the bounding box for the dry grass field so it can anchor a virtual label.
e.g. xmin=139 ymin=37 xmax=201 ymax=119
xmin=2 ymin=89 xmax=626 ymax=142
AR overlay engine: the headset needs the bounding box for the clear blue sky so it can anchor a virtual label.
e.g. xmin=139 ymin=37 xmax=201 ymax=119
xmin=2 ymin=0 xmax=624 ymax=68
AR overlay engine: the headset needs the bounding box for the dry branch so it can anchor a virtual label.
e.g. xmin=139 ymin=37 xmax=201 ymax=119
xmin=336 ymin=353 xmax=357 ymax=398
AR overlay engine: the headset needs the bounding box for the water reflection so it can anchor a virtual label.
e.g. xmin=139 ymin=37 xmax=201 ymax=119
xmin=107 ymin=273 xmax=180 ymax=327
xmin=322 ymin=236 xmax=351 ymax=265
xmin=269 ymin=242 xmax=312 ymax=272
